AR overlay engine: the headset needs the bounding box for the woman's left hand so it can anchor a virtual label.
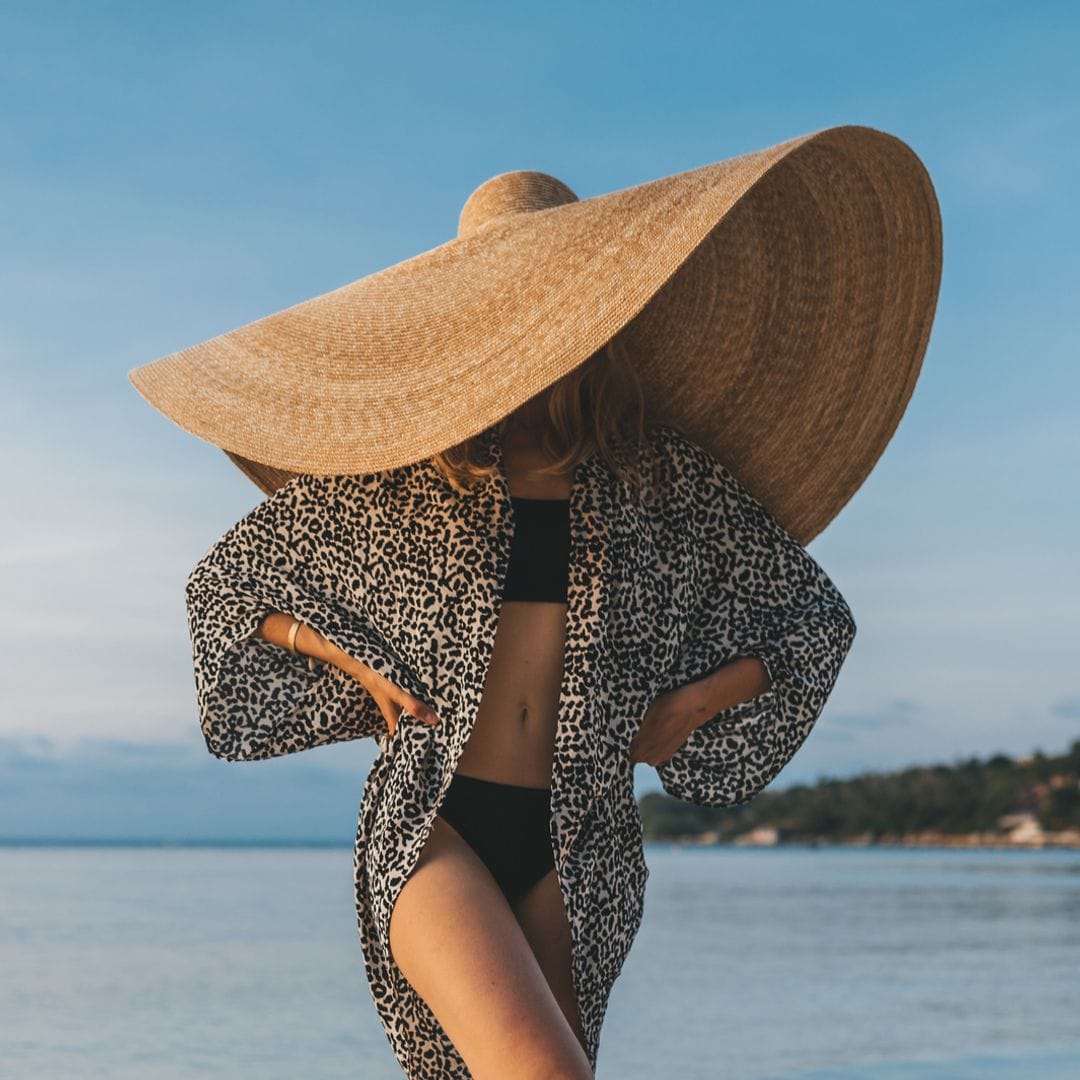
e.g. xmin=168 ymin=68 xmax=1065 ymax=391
xmin=627 ymin=680 xmax=712 ymax=767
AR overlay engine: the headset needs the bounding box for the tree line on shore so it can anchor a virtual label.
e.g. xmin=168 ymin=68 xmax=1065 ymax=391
xmin=638 ymin=736 xmax=1080 ymax=843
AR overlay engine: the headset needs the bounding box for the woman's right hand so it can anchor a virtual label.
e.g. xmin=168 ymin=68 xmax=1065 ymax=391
xmin=260 ymin=614 xmax=440 ymax=738
xmin=278 ymin=619 xmax=439 ymax=738
xmin=354 ymin=665 xmax=441 ymax=738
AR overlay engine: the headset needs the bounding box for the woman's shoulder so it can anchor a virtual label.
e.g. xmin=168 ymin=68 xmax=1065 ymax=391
xmin=234 ymin=467 xmax=417 ymax=554
xmin=289 ymin=461 xmax=417 ymax=508
xmin=646 ymin=422 xmax=720 ymax=474
xmin=638 ymin=421 xmax=728 ymax=500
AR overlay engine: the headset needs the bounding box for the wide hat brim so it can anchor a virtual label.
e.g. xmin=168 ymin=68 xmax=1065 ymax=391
xmin=128 ymin=123 xmax=942 ymax=544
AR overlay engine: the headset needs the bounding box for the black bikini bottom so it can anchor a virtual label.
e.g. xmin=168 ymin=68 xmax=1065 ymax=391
xmin=436 ymin=772 xmax=555 ymax=907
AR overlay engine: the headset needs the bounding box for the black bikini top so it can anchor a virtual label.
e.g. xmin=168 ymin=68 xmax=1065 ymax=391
xmin=502 ymin=495 xmax=570 ymax=603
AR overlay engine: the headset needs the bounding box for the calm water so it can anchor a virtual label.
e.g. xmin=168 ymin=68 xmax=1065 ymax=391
xmin=2 ymin=844 xmax=1078 ymax=1078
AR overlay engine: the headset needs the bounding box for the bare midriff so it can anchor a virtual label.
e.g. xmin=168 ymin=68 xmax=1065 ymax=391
xmin=453 ymin=598 xmax=568 ymax=788
xmin=453 ymin=441 xmax=572 ymax=790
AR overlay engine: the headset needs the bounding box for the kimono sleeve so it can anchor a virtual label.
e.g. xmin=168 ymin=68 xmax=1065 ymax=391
xmin=184 ymin=475 xmax=414 ymax=763
xmin=654 ymin=433 xmax=857 ymax=807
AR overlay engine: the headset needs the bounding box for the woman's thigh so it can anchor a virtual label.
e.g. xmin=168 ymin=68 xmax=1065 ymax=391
xmin=388 ymin=816 xmax=593 ymax=1080
xmin=512 ymin=867 xmax=587 ymax=1052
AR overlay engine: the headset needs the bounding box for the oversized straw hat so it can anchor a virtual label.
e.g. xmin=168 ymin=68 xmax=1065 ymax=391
xmin=128 ymin=123 xmax=942 ymax=544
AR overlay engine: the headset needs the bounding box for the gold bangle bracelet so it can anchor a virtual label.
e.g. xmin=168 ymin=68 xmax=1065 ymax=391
xmin=286 ymin=616 xmax=302 ymax=655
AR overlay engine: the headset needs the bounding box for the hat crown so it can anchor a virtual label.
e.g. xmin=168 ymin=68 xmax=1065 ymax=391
xmin=458 ymin=170 xmax=578 ymax=238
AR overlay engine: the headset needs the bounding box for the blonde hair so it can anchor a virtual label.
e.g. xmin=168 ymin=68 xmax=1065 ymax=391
xmin=430 ymin=335 xmax=653 ymax=496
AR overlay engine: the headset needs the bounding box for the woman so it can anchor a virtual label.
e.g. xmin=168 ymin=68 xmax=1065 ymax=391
xmin=138 ymin=126 xmax=940 ymax=1077
xmin=184 ymin=340 xmax=856 ymax=1078
xmin=307 ymin=346 xmax=779 ymax=1077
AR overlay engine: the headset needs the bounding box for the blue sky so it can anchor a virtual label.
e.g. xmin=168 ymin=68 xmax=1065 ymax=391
xmin=2 ymin=1 xmax=1078 ymax=839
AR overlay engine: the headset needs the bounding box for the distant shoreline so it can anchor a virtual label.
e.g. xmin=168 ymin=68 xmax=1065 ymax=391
xmin=650 ymin=831 xmax=1080 ymax=851
xmin=3 ymin=835 xmax=1080 ymax=851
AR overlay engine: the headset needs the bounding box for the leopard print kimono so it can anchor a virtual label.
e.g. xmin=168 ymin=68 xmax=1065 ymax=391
xmin=184 ymin=422 xmax=857 ymax=1077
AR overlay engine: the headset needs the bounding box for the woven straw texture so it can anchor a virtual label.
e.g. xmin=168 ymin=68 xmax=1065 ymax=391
xmin=128 ymin=123 xmax=942 ymax=542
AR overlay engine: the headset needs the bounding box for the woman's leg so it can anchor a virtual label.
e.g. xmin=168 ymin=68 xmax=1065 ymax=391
xmin=388 ymin=816 xmax=593 ymax=1080
xmin=511 ymin=867 xmax=588 ymax=1053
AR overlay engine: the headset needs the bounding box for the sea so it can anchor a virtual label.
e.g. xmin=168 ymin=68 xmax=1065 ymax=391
xmin=2 ymin=843 xmax=1078 ymax=1079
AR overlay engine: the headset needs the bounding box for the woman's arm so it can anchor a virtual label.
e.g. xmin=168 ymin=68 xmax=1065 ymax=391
xmin=186 ymin=475 xmax=427 ymax=762
xmin=257 ymin=611 xmax=372 ymax=681
xmin=687 ymin=655 xmax=772 ymax=721
xmin=256 ymin=611 xmax=440 ymax=736
xmin=651 ymin=428 xmax=857 ymax=806
xmin=629 ymin=655 xmax=772 ymax=767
